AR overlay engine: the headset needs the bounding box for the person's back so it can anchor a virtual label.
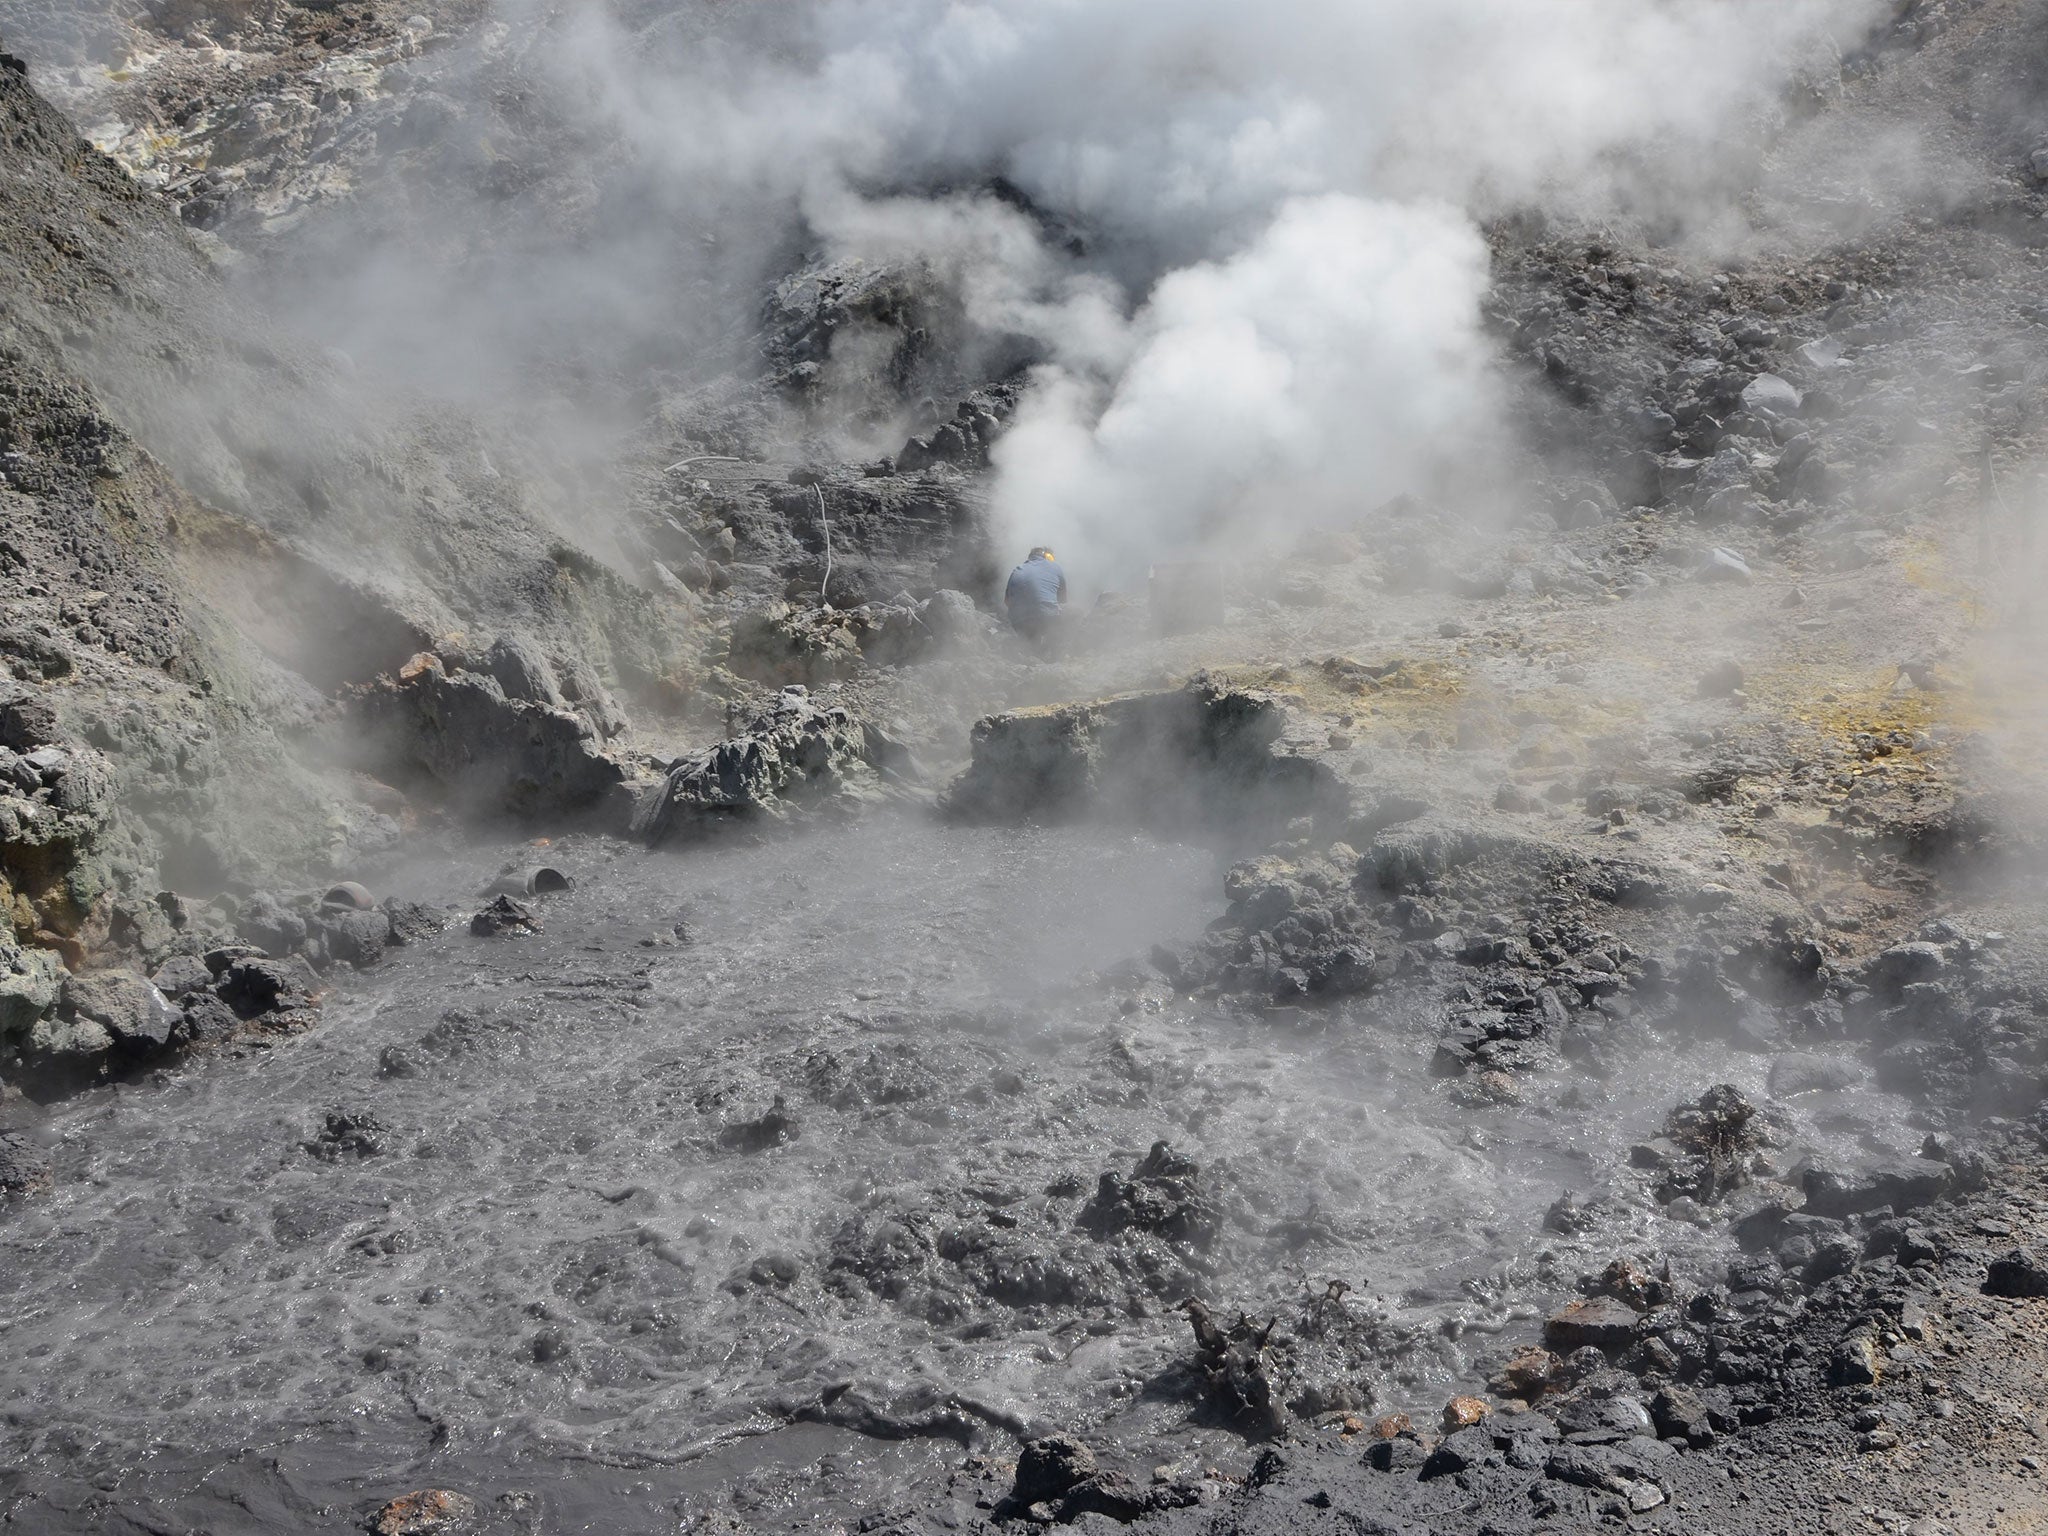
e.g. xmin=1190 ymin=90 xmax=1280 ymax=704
xmin=1004 ymin=547 xmax=1066 ymax=639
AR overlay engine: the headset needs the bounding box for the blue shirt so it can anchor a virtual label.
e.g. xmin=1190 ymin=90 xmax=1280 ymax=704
xmin=1005 ymin=558 xmax=1066 ymax=614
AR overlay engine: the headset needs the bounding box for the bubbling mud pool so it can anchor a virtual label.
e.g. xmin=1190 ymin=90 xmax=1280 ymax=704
xmin=0 ymin=817 xmax=1918 ymax=1533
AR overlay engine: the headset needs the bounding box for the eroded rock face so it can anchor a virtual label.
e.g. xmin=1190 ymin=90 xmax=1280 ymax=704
xmin=944 ymin=675 xmax=1346 ymax=841
xmin=0 ymin=687 xmax=121 ymax=943
xmin=351 ymin=654 xmax=627 ymax=818
xmin=635 ymin=686 xmax=894 ymax=845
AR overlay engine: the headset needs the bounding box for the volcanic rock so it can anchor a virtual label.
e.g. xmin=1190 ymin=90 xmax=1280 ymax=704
xmin=1983 ymin=1247 xmax=2048 ymax=1298
xmin=1545 ymin=1297 xmax=1642 ymax=1351
xmin=1013 ymin=1434 xmax=1098 ymax=1505
xmin=1801 ymin=1154 xmax=1953 ymax=1218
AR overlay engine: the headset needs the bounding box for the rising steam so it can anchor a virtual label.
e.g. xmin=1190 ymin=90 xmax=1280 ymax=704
xmin=274 ymin=0 xmax=1885 ymax=591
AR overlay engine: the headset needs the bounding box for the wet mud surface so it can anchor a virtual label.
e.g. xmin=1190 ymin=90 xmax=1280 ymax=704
xmin=0 ymin=816 xmax=1953 ymax=1534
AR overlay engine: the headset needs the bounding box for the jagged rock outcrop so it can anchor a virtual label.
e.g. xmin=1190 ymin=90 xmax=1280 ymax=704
xmin=944 ymin=675 xmax=1348 ymax=840
xmin=349 ymin=653 xmax=629 ymax=820
xmin=635 ymin=686 xmax=898 ymax=845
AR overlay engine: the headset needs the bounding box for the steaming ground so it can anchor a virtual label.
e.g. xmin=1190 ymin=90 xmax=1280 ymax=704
xmin=0 ymin=818 xmax=1924 ymax=1532
xmin=4 ymin=2 xmax=2048 ymax=1535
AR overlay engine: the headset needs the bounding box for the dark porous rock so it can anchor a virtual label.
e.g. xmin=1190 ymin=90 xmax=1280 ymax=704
xmin=1829 ymin=1334 xmax=1880 ymax=1386
xmin=1552 ymin=1392 xmax=1655 ymax=1444
xmin=470 ymin=896 xmax=539 ymax=938
xmin=354 ymin=655 xmax=625 ymax=818
xmin=1650 ymin=1385 xmax=1717 ymax=1448
xmin=1545 ymin=1296 xmax=1642 ymax=1352
xmin=63 ymin=969 xmax=178 ymax=1051
xmin=747 ymin=1252 xmax=802 ymax=1287
xmin=203 ymin=944 xmax=265 ymax=976
xmin=1420 ymin=1423 xmax=1496 ymax=1479
xmin=1801 ymin=1154 xmax=1952 ymax=1219
xmin=1983 ymin=1247 xmax=2048 ymax=1299
xmin=1080 ymin=1141 xmax=1221 ymax=1249
xmin=1543 ymin=1443 xmax=1669 ymax=1511
xmin=321 ymin=907 xmax=394 ymax=967
xmin=175 ymin=991 xmax=240 ymax=1046
xmin=1013 ymin=1434 xmax=1098 ymax=1505
xmin=385 ymin=901 xmax=449 ymax=946
xmin=945 ymin=677 xmax=1342 ymax=838
xmin=717 ymin=1095 xmax=798 ymax=1152
xmin=0 ymin=1129 xmax=52 ymax=1196
xmin=217 ymin=954 xmax=322 ymax=1022
xmin=1365 ymin=1430 xmax=1430 ymax=1473
xmin=638 ymin=687 xmax=889 ymax=844
xmin=303 ymin=1108 xmax=387 ymax=1162
xmin=1056 ymin=1472 xmax=1151 ymax=1522
xmin=1865 ymin=941 xmax=1946 ymax=991
xmin=148 ymin=954 xmax=213 ymax=1000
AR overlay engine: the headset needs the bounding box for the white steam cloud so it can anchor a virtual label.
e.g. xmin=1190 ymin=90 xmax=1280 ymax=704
xmin=520 ymin=0 xmax=1879 ymax=587
xmin=306 ymin=0 xmax=1884 ymax=592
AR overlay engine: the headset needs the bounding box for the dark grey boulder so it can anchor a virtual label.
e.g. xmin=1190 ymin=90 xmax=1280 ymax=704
xmin=482 ymin=633 xmax=567 ymax=709
xmin=1801 ymin=1155 xmax=1952 ymax=1218
xmin=1014 ymin=1434 xmax=1098 ymax=1506
xmin=1984 ymin=1247 xmax=2048 ymax=1299
xmin=1545 ymin=1296 xmax=1641 ymax=1351
xmin=175 ymin=992 xmax=239 ymax=1045
xmin=148 ymin=954 xmax=214 ymax=1000
xmin=63 ymin=969 xmax=177 ymax=1050
xmin=1420 ymin=1424 xmax=1495 ymax=1479
xmin=217 ymin=955 xmax=321 ymax=1019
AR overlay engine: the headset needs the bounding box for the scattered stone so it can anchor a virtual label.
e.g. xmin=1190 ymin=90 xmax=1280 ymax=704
xmin=367 ymin=1489 xmax=476 ymax=1535
xmin=1081 ymin=1142 xmax=1221 ymax=1248
xmin=1802 ymin=1155 xmax=1953 ymax=1219
xmin=1830 ymin=1334 xmax=1881 ymax=1386
xmin=1866 ymin=942 xmax=1945 ymax=990
xmin=148 ymin=954 xmax=213 ymax=1000
xmin=716 ymin=1095 xmax=798 ymax=1152
xmin=1014 ymin=1435 xmax=1098 ymax=1505
xmin=62 ymin=970 xmax=177 ymax=1051
xmin=1545 ymin=1296 xmax=1641 ymax=1351
xmin=1697 ymin=658 xmax=1745 ymax=697
xmin=1741 ymin=373 xmax=1802 ymax=415
xmin=1551 ymin=1393 xmax=1654 ymax=1444
xmin=1699 ymin=547 xmax=1752 ymax=583
xmin=1983 ymin=1248 xmax=2048 ymax=1299
xmin=217 ymin=955 xmax=322 ymax=1021
xmin=1493 ymin=1345 xmax=1566 ymax=1401
xmin=1650 ymin=1385 xmax=1717 ymax=1448
xmin=1364 ymin=1432 xmax=1429 ymax=1473
xmin=305 ymin=1108 xmax=387 ymax=1162
xmin=175 ymin=992 xmax=239 ymax=1046
xmin=385 ymin=902 xmax=448 ymax=946
xmin=470 ymin=895 xmax=539 ymax=938
xmin=1441 ymin=1395 xmax=1491 ymax=1432
xmin=1420 ymin=1424 xmax=1494 ymax=1480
